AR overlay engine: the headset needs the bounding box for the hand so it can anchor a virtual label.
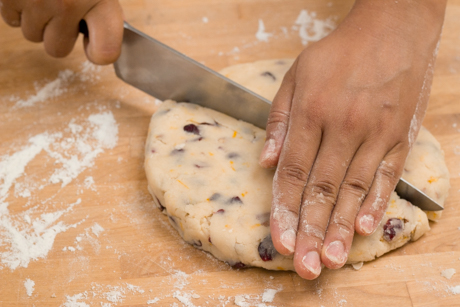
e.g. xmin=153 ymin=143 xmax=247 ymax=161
xmin=260 ymin=0 xmax=446 ymax=279
xmin=0 ymin=0 xmax=123 ymax=64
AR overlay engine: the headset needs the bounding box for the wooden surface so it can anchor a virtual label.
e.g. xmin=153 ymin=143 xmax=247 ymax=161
xmin=1 ymin=1 xmax=460 ymax=306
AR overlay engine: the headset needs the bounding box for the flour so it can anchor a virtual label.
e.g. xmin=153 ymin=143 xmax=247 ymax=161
xmin=24 ymin=278 xmax=35 ymax=297
xmin=0 ymin=109 xmax=118 ymax=271
xmin=255 ymin=19 xmax=273 ymax=42
xmin=294 ymin=10 xmax=335 ymax=45
xmin=441 ymin=268 xmax=456 ymax=280
xmin=449 ymin=285 xmax=460 ymax=295
xmin=14 ymin=70 xmax=74 ymax=108
xmin=91 ymin=223 xmax=104 ymax=237
xmin=61 ymin=293 xmax=90 ymax=307
xmin=261 ymin=288 xmax=279 ymax=303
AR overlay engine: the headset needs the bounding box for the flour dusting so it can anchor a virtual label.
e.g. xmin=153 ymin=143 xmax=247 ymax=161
xmin=255 ymin=19 xmax=273 ymax=42
xmin=0 ymin=110 xmax=118 ymax=271
xmin=24 ymin=278 xmax=35 ymax=297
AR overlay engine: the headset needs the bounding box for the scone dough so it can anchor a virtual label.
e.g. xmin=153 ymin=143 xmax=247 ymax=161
xmin=144 ymin=59 xmax=450 ymax=269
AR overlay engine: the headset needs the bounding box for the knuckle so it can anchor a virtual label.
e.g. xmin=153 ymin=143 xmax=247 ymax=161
xmin=299 ymin=220 xmax=325 ymax=241
xmin=331 ymin=213 xmax=355 ymax=234
xmin=278 ymin=162 xmax=310 ymax=187
xmin=307 ymin=179 xmax=338 ymax=203
xmin=377 ymin=160 xmax=400 ymax=182
xmin=341 ymin=177 xmax=370 ymax=198
xmin=266 ymin=109 xmax=289 ymax=128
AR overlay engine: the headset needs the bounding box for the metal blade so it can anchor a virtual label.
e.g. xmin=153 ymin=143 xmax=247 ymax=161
xmin=114 ymin=22 xmax=271 ymax=129
xmin=395 ymin=177 xmax=443 ymax=211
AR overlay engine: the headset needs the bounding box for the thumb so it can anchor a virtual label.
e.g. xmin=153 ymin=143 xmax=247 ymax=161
xmin=82 ymin=0 xmax=124 ymax=65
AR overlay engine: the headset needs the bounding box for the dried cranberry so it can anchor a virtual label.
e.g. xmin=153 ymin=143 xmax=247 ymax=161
xmin=226 ymin=152 xmax=239 ymax=159
xmin=209 ymin=193 xmax=221 ymax=201
xmin=258 ymin=235 xmax=278 ymax=261
xmin=215 ymin=209 xmax=225 ymax=214
xmin=155 ymin=196 xmax=165 ymax=211
xmin=183 ymin=124 xmax=200 ymax=135
xmin=228 ymin=196 xmax=243 ymax=204
xmin=383 ymin=218 xmax=405 ymax=242
xmin=261 ymin=71 xmax=276 ymax=81
xmin=232 ymin=262 xmax=246 ymax=269
xmin=171 ymin=148 xmax=184 ymax=155
xmin=208 ymin=236 xmax=212 ymax=243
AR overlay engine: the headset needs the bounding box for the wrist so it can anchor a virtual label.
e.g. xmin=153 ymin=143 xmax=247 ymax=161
xmin=338 ymin=0 xmax=447 ymax=56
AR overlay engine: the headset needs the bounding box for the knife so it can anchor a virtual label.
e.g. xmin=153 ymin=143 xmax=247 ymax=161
xmin=113 ymin=22 xmax=443 ymax=212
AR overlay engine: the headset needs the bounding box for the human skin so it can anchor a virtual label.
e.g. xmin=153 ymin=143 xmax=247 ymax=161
xmin=0 ymin=0 xmax=448 ymax=280
xmin=259 ymin=0 xmax=448 ymax=280
xmin=0 ymin=0 xmax=124 ymax=65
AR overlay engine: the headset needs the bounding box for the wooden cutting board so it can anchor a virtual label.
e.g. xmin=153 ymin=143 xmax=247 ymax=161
xmin=0 ymin=1 xmax=459 ymax=306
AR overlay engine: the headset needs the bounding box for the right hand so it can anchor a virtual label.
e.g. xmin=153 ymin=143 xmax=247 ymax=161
xmin=0 ymin=0 xmax=124 ymax=64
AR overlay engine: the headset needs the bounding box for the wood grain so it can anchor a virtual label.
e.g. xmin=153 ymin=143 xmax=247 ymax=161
xmin=0 ymin=1 xmax=459 ymax=306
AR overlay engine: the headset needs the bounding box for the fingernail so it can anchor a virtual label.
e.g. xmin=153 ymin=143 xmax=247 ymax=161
xmin=302 ymin=251 xmax=321 ymax=276
xmin=280 ymin=229 xmax=296 ymax=253
xmin=360 ymin=214 xmax=375 ymax=235
xmin=259 ymin=139 xmax=276 ymax=165
xmin=325 ymin=241 xmax=346 ymax=265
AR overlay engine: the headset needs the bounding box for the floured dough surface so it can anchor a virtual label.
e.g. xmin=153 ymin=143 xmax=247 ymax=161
xmin=145 ymin=59 xmax=450 ymax=269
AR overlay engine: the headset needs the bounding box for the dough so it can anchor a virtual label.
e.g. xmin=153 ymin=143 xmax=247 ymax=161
xmin=144 ymin=59 xmax=450 ymax=269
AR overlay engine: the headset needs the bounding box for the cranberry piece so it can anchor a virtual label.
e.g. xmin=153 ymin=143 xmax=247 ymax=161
xmin=383 ymin=218 xmax=405 ymax=242
xmin=209 ymin=193 xmax=221 ymax=201
xmin=183 ymin=124 xmax=200 ymax=135
xmin=226 ymin=152 xmax=239 ymax=159
xmin=258 ymin=235 xmax=277 ymax=261
xmin=154 ymin=196 xmax=165 ymax=211
xmin=232 ymin=262 xmax=246 ymax=269
xmin=261 ymin=71 xmax=276 ymax=81
xmin=208 ymin=236 xmax=212 ymax=243
xmin=228 ymin=196 xmax=243 ymax=204
xmin=171 ymin=148 xmax=184 ymax=155
xmin=215 ymin=209 xmax=225 ymax=214
xmin=151 ymin=148 xmax=156 ymax=153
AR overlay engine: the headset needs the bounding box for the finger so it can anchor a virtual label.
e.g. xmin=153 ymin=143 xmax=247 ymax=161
xmin=270 ymin=99 xmax=322 ymax=257
xmin=259 ymin=61 xmax=297 ymax=168
xmin=19 ymin=7 xmax=50 ymax=42
xmin=0 ymin=5 xmax=21 ymax=27
xmin=83 ymin=0 xmax=124 ymax=65
xmin=321 ymin=142 xmax=386 ymax=269
xmin=293 ymin=133 xmax=355 ymax=279
xmin=43 ymin=15 xmax=80 ymax=58
xmin=355 ymin=143 xmax=408 ymax=236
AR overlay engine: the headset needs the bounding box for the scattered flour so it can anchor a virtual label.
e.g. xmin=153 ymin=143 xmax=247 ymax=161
xmin=202 ymin=17 xmax=209 ymax=23
xmin=147 ymin=298 xmax=160 ymax=304
xmin=91 ymin=223 xmax=104 ymax=237
xmin=441 ymin=268 xmax=456 ymax=280
xmin=261 ymin=288 xmax=279 ymax=303
xmin=14 ymin=70 xmax=74 ymax=108
xmin=24 ymin=278 xmax=35 ymax=297
xmin=0 ymin=109 xmax=118 ymax=271
xmin=255 ymin=19 xmax=273 ymax=42
xmin=448 ymin=285 xmax=460 ymax=295
xmin=294 ymin=10 xmax=335 ymax=45
xmin=61 ymin=293 xmax=90 ymax=307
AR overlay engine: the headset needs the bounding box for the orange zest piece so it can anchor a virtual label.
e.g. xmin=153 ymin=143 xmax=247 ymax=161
xmin=177 ymin=179 xmax=189 ymax=189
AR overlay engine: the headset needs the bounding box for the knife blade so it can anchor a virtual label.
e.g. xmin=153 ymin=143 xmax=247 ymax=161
xmin=113 ymin=22 xmax=443 ymax=212
xmin=113 ymin=22 xmax=271 ymax=129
